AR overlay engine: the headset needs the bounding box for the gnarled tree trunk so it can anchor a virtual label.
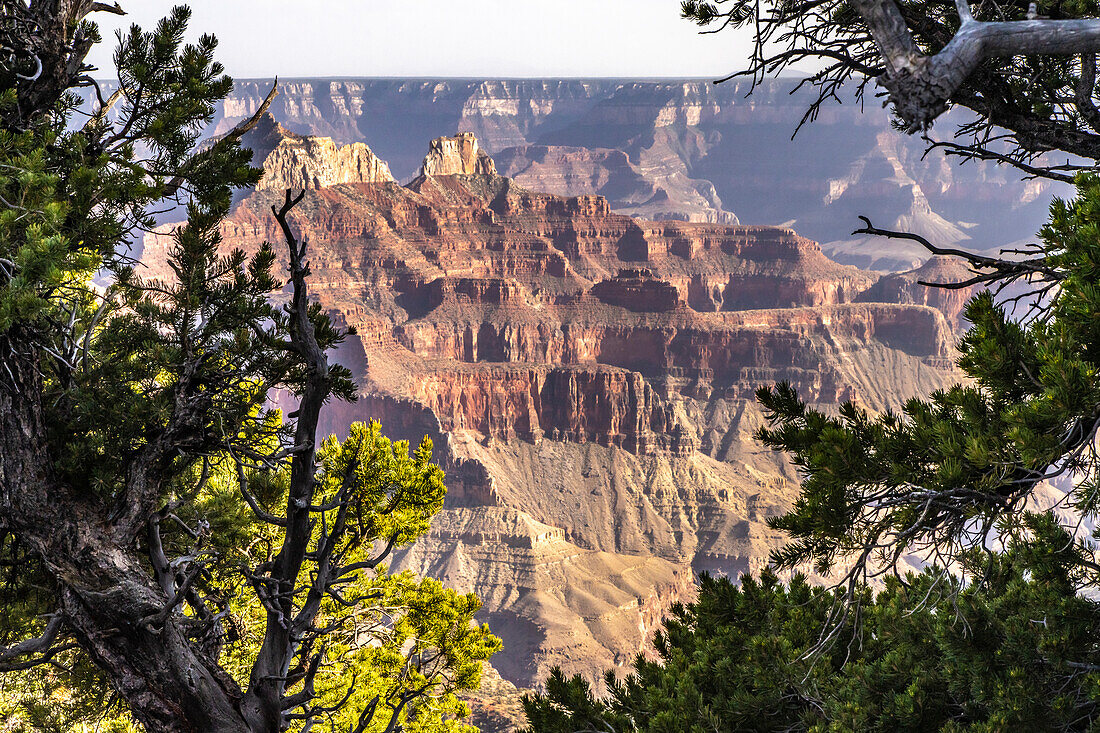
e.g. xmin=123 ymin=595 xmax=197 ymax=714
xmin=0 ymin=334 xmax=255 ymax=732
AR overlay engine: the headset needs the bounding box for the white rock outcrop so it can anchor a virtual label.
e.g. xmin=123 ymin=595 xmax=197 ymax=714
xmin=419 ymin=132 xmax=496 ymax=176
xmin=257 ymin=136 xmax=394 ymax=191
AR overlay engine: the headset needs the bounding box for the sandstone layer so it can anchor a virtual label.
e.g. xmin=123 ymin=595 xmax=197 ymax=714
xmin=257 ymin=129 xmax=394 ymax=191
xmin=419 ymin=132 xmax=497 ymax=176
xmin=143 ymin=130 xmax=970 ymax=691
xmin=201 ymin=78 xmax=1063 ymax=271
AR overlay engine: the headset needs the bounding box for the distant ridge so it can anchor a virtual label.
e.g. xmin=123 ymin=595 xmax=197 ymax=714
xmin=196 ymin=77 xmax=1063 ymax=272
xmin=80 ymin=78 xmax=1062 ymax=270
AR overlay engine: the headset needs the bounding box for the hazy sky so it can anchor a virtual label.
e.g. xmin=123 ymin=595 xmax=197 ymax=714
xmin=84 ymin=1 xmax=755 ymax=79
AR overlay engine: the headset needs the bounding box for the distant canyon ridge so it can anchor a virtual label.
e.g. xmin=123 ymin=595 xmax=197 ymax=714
xmin=134 ymin=78 xmax=1053 ymax=729
xmin=211 ymin=78 xmax=1060 ymax=272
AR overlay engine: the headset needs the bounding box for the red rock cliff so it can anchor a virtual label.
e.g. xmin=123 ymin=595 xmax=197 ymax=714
xmin=145 ymin=130 xmax=969 ymax=689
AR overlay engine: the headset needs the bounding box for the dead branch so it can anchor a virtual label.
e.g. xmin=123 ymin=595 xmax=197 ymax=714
xmin=162 ymin=79 xmax=279 ymax=200
xmin=853 ymin=216 xmax=1061 ymax=288
xmin=239 ymin=188 xmax=337 ymax=727
xmin=0 ymin=613 xmax=65 ymax=672
xmin=855 ymin=0 xmax=1100 ymax=130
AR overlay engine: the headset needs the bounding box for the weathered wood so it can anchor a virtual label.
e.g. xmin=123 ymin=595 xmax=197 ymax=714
xmin=0 ymin=331 xmax=253 ymax=731
xmin=239 ymin=189 xmax=334 ymax=731
xmin=852 ymin=0 xmax=1100 ymax=130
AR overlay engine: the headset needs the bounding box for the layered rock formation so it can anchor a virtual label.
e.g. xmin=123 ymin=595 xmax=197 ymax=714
xmin=256 ymin=129 xmax=394 ymax=191
xmin=857 ymin=256 xmax=977 ymax=330
xmin=493 ymin=144 xmax=737 ymax=225
xmin=143 ymin=130 xmax=970 ymax=693
xmin=400 ymin=506 xmax=695 ymax=685
xmin=205 ymin=78 xmax=1063 ymax=270
xmin=217 ymin=113 xmax=395 ymax=191
xmin=419 ymin=132 xmax=497 ymax=176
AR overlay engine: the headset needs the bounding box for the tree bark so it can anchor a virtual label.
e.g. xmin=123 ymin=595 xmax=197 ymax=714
xmin=59 ymin=561 xmax=250 ymax=733
xmin=852 ymin=0 xmax=1100 ymax=130
xmin=0 ymin=333 xmax=254 ymax=732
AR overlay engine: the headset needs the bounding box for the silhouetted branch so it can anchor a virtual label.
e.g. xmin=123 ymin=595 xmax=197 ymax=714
xmin=0 ymin=613 xmax=65 ymax=672
xmin=853 ymin=216 xmax=1061 ymax=289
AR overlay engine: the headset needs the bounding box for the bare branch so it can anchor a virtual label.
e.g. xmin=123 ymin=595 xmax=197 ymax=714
xmin=852 ymin=0 xmax=1100 ymax=130
xmin=921 ymin=136 xmax=1080 ymax=183
xmin=233 ymin=453 xmax=287 ymax=527
xmin=87 ymin=2 xmax=126 ymax=16
xmin=148 ymin=508 xmax=175 ymax=598
xmin=82 ymin=86 xmax=123 ymax=133
xmin=1078 ymin=54 xmax=1100 ymax=134
xmin=853 ymin=216 xmax=1061 ymax=286
xmin=242 ymin=187 xmax=337 ymax=724
xmin=0 ymin=613 xmax=65 ymax=671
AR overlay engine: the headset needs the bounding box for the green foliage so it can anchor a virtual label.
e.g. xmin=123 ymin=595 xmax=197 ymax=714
xmin=0 ymin=535 xmax=135 ymax=732
xmin=756 ymin=175 xmax=1100 ymax=582
xmin=0 ymin=5 xmax=498 ymax=731
xmin=200 ymin=422 xmax=501 ymax=733
xmin=0 ymin=6 xmax=256 ymax=335
xmin=0 ymin=422 xmax=500 ymax=732
xmin=0 ymin=659 xmax=139 ymax=733
xmin=525 ymin=525 xmax=1100 ymax=732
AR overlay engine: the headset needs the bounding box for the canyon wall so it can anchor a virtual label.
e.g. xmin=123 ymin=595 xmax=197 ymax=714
xmin=208 ymin=78 xmax=1062 ymax=271
xmin=143 ymin=129 xmax=972 ymax=692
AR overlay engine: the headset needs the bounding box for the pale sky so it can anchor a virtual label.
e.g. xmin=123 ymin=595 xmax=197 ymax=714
xmin=84 ymin=1 xmax=756 ymax=79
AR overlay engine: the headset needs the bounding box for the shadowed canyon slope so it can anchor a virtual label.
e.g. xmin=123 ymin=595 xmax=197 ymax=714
xmin=210 ymin=78 xmax=1061 ymax=271
xmin=143 ymin=126 xmax=972 ymax=690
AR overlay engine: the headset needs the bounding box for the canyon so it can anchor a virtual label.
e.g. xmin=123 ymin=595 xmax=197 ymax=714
xmin=143 ymin=122 xmax=975 ymax=705
xmin=208 ymin=78 xmax=1062 ymax=271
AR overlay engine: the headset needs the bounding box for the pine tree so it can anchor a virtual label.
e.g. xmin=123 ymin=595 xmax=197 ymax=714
xmin=528 ymin=3 xmax=1100 ymax=728
xmin=757 ymin=174 xmax=1100 ymax=591
xmin=0 ymin=5 xmax=497 ymax=732
xmin=524 ymin=517 xmax=1100 ymax=732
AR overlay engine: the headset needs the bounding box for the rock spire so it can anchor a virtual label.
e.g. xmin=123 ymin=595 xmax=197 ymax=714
xmin=419 ymin=132 xmax=497 ymax=176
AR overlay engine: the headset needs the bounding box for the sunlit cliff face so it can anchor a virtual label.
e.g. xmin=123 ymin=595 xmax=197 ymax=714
xmin=143 ymin=128 xmax=974 ymax=687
